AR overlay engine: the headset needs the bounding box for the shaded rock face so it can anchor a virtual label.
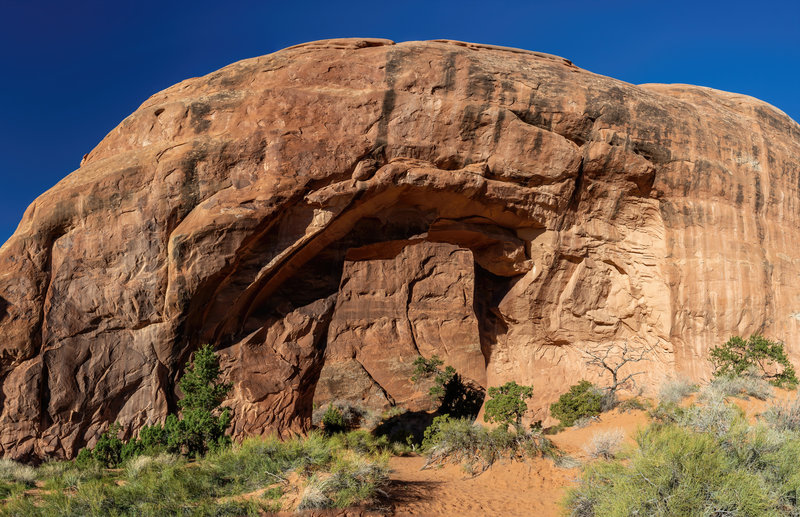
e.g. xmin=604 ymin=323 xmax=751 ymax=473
xmin=1 ymin=38 xmax=800 ymax=459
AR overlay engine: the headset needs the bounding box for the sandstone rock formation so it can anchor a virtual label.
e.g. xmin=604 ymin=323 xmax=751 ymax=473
xmin=1 ymin=38 xmax=800 ymax=459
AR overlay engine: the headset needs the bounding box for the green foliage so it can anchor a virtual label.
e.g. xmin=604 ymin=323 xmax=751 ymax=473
xmin=170 ymin=344 xmax=233 ymax=456
xmin=411 ymin=355 xmax=444 ymax=382
xmin=74 ymin=344 xmax=232 ymax=466
xmin=710 ymin=334 xmax=798 ymax=388
xmin=616 ymin=397 xmax=649 ymax=413
xmin=483 ymin=381 xmax=533 ymax=432
xmin=1 ymin=433 xmax=388 ymax=516
xmin=91 ymin=423 xmax=124 ymax=468
xmin=567 ymin=389 xmax=800 ymax=516
xmin=567 ymin=424 xmax=776 ymax=517
xmin=550 ymin=380 xmax=604 ymax=427
xmin=322 ymin=405 xmax=347 ymax=435
xmin=411 ymin=355 xmax=483 ymax=418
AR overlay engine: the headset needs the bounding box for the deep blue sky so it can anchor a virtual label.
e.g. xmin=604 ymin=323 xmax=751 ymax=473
xmin=2 ymin=0 xmax=799 ymax=244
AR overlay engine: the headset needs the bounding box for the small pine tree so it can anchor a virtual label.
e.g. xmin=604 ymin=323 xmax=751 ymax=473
xmin=91 ymin=422 xmax=124 ymax=467
xmin=73 ymin=344 xmax=233 ymax=463
xmin=170 ymin=344 xmax=233 ymax=455
xmin=550 ymin=380 xmax=604 ymax=427
xmin=710 ymin=334 xmax=798 ymax=388
xmin=411 ymin=355 xmax=483 ymax=418
xmin=483 ymin=381 xmax=533 ymax=432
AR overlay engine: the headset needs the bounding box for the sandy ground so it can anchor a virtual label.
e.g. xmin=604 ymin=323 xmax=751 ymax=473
xmin=383 ymin=389 xmax=800 ymax=516
xmin=386 ymin=405 xmax=651 ymax=516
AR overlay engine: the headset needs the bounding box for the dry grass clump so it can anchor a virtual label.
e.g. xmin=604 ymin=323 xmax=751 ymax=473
xmin=680 ymin=395 xmax=738 ymax=437
xmin=0 ymin=459 xmax=36 ymax=486
xmin=764 ymin=396 xmax=800 ymax=432
xmin=658 ymin=378 xmax=698 ymax=404
xmin=124 ymin=453 xmax=180 ymax=479
xmin=421 ymin=416 xmax=557 ymax=475
xmin=0 ymin=432 xmax=389 ymax=516
xmin=700 ymin=370 xmax=773 ymax=401
xmin=297 ymin=455 xmax=389 ymax=510
xmin=583 ymin=429 xmax=624 ymax=459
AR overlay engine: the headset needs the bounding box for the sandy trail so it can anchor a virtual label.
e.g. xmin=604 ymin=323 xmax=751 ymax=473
xmin=382 ymin=392 xmax=797 ymax=515
xmin=387 ymin=455 xmax=577 ymax=516
xmin=385 ymin=405 xmax=651 ymax=516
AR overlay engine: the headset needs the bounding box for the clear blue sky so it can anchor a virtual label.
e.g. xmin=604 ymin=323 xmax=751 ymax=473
xmin=2 ymin=0 xmax=798 ymax=244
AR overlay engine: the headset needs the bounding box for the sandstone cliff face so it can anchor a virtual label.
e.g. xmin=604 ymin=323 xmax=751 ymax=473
xmin=1 ymin=38 xmax=800 ymax=459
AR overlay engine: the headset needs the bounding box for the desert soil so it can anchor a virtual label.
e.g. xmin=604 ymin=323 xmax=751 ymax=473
xmin=384 ymin=390 xmax=797 ymax=516
xmin=385 ymin=405 xmax=650 ymax=516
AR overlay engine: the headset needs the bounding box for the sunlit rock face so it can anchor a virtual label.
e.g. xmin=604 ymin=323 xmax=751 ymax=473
xmin=1 ymin=37 xmax=800 ymax=459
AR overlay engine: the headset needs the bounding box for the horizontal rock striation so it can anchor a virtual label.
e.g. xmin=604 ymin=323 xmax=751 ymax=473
xmin=1 ymin=38 xmax=800 ymax=459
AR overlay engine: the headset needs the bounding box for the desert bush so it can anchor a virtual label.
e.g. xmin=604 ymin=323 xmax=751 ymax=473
xmin=583 ymin=429 xmax=624 ymax=459
xmin=701 ymin=370 xmax=773 ymax=401
xmin=572 ymin=416 xmax=600 ymax=429
xmin=648 ymin=401 xmax=686 ymax=425
xmin=550 ymin=381 xmax=604 ymax=427
xmin=566 ymin=424 xmax=775 ymax=517
xmin=327 ymin=430 xmax=405 ymax=456
xmin=483 ymin=381 xmax=533 ymax=432
xmin=297 ymin=454 xmax=388 ymax=510
xmin=411 ymin=355 xmax=484 ymax=418
xmin=658 ymin=377 xmax=698 ymax=404
xmin=312 ymin=401 xmax=369 ymax=431
xmin=680 ymin=395 xmax=739 ymax=437
xmin=421 ymin=416 xmax=555 ymax=475
xmin=764 ymin=396 xmax=800 ymax=432
xmin=615 ymin=397 xmax=649 ymax=413
xmin=710 ymin=334 xmax=798 ymax=388
xmin=3 ymin=432 xmax=389 ymax=515
xmin=321 ymin=404 xmax=347 ymax=435
xmin=0 ymin=459 xmax=36 ymax=487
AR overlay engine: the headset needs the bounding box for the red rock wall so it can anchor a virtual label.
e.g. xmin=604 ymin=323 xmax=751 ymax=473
xmin=1 ymin=38 xmax=799 ymax=459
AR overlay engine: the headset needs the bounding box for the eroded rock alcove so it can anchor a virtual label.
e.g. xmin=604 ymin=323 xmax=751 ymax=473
xmin=1 ymin=38 xmax=799 ymax=460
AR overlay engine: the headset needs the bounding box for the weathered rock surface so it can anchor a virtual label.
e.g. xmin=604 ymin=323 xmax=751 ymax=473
xmin=2 ymin=38 xmax=800 ymax=459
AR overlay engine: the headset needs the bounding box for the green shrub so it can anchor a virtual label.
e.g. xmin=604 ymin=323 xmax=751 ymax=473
xmin=483 ymin=381 xmax=533 ymax=432
xmin=616 ymin=397 xmax=649 ymax=412
xmin=567 ymin=424 xmax=776 ymax=517
xmin=648 ymin=401 xmax=685 ymax=425
xmin=91 ymin=422 xmax=124 ymax=468
xmin=550 ymin=381 xmax=603 ymax=427
xmin=74 ymin=344 xmax=232 ymax=464
xmin=411 ymin=355 xmax=483 ymax=418
xmin=169 ymin=344 xmax=233 ymax=456
xmin=710 ymin=334 xmax=798 ymax=388
xmin=322 ymin=405 xmax=347 ymax=435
